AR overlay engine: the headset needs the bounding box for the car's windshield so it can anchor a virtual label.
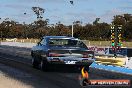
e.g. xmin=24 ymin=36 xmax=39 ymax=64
xmin=48 ymin=39 xmax=87 ymax=48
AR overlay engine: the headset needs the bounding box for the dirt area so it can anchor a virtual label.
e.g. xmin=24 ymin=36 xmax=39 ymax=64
xmin=0 ymin=63 xmax=34 ymax=88
xmin=0 ymin=62 xmax=64 ymax=88
xmin=0 ymin=74 xmax=33 ymax=88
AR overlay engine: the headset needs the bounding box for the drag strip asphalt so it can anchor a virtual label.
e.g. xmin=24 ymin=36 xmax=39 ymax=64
xmin=0 ymin=45 xmax=131 ymax=88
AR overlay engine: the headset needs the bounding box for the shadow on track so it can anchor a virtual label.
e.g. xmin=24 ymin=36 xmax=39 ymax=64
xmin=42 ymin=64 xmax=90 ymax=73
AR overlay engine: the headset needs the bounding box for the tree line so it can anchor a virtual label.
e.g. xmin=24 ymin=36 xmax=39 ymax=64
xmin=0 ymin=14 xmax=132 ymax=41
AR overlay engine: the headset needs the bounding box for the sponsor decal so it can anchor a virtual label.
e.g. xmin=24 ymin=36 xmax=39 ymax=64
xmin=88 ymin=46 xmax=127 ymax=56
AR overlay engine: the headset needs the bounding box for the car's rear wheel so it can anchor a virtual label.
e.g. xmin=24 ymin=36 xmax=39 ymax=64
xmin=85 ymin=66 xmax=90 ymax=72
xmin=32 ymin=57 xmax=39 ymax=69
xmin=79 ymin=66 xmax=90 ymax=72
xmin=40 ymin=60 xmax=49 ymax=71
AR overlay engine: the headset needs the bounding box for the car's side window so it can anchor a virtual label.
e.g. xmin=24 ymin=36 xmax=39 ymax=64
xmin=78 ymin=41 xmax=87 ymax=49
xmin=40 ymin=38 xmax=46 ymax=45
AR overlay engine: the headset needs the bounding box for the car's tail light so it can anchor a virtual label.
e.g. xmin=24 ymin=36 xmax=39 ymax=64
xmin=82 ymin=53 xmax=94 ymax=58
xmin=82 ymin=54 xmax=88 ymax=58
xmin=51 ymin=58 xmax=60 ymax=61
xmin=48 ymin=53 xmax=61 ymax=57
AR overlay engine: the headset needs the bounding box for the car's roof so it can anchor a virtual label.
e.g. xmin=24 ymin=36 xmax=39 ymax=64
xmin=43 ymin=36 xmax=79 ymax=40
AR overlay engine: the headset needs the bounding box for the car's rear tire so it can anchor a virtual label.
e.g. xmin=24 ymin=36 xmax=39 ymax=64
xmin=32 ymin=57 xmax=39 ymax=69
xmin=85 ymin=66 xmax=90 ymax=72
xmin=40 ymin=60 xmax=49 ymax=71
xmin=79 ymin=66 xmax=90 ymax=72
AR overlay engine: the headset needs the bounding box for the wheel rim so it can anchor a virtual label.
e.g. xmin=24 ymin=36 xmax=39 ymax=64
xmin=32 ymin=58 xmax=34 ymax=64
xmin=40 ymin=60 xmax=43 ymax=69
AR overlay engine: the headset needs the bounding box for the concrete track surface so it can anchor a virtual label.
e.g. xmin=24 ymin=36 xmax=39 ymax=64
xmin=0 ymin=45 xmax=131 ymax=88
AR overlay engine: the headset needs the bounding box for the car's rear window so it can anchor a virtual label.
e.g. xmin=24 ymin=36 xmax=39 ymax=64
xmin=48 ymin=39 xmax=87 ymax=48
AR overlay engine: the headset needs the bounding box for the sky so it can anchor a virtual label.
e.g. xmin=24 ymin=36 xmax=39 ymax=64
xmin=0 ymin=0 xmax=132 ymax=25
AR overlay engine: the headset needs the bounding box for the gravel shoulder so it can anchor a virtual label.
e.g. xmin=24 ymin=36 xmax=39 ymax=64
xmin=0 ymin=63 xmax=62 ymax=88
xmin=0 ymin=63 xmax=33 ymax=88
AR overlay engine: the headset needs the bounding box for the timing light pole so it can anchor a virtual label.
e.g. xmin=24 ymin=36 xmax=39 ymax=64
xmin=111 ymin=24 xmax=122 ymax=58
xmin=114 ymin=25 xmax=118 ymax=58
xmin=70 ymin=1 xmax=74 ymax=37
xmin=72 ymin=23 xmax=73 ymax=37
